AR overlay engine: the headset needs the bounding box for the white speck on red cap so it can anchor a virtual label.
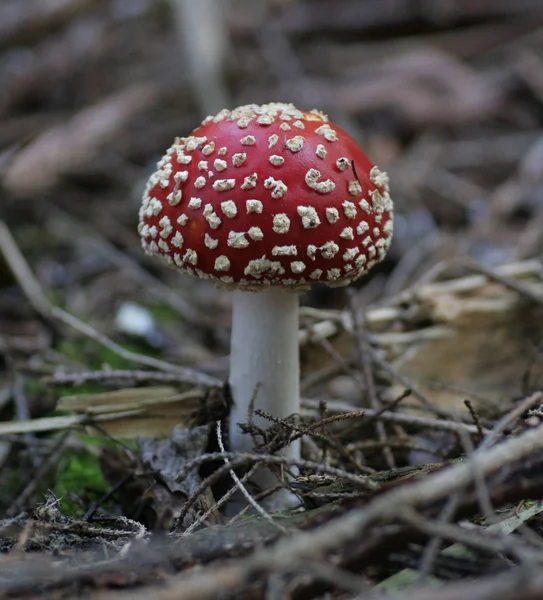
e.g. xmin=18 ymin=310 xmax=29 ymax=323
xmin=186 ymin=136 xmax=207 ymax=151
xmin=204 ymin=233 xmax=218 ymax=249
xmin=320 ymin=241 xmax=339 ymax=259
xmin=246 ymin=199 xmax=263 ymax=214
xmin=273 ymin=214 xmax=290 ymax=234
xmin=269 ymin=155 xmax=285 ymax=166
xmin=158 ymin=239 xmax=170 ymax=253
xmin=171 ymin=231 xmax=183 ymax=248
xmin=383 ymin=220 xmax=393 ymax=235
xmin=315 ymin=124 xmax=338 ymax=142
xmin=202 ymin=141 xmax=215 ymax=155
xmin=232 ymin=153 xmax=247 ymax=167
xmin=336 ymin=158 xmax=350 ymax=171
xmin=215 ymin=255 xmax=231 ymax=271
xmin=359 ymin=198 xmax=371 ymax=213
xmin=214 ymin=159 xmax=227 ymax=172
xmin=256 ymin=114 xmax=274 ymax=125
xmin=343 ymin=201 xmax=357 ymax=218
xmin=343 ymin=247 xmax=359 ymax=262
xmin=167 ymin=190 xmax=182 ymax=206
xmin=148 ymin=198 xmax=162 ymax=215
xmin=264 ymin=177 xmax=288 ymax=199
xmin=356 ymin=254 xmax=367 ymax=267
xmin=298 ymin=206 xmax=321 ymax=229
xmin=272 ymin=245 xmax=297 ymax=256
xmin=221 ymin=200 xmax=238 ymax=218
xmin=248 ymin=227 xmax=263 ymax=241
xmin=228 ymin=231 xmax=249 ymax=248
xmin=203 ymin=204 xmax=221 ymax=229
xmin=240 ymin=173 xmax=258 ymax=189
xmin=158 ymin=216 xmax=172 ymax=238
xmin=174 ymin=171 xmax=189 ymax=183
xmin=213 ymin=179 xmax=236 ymax=192
xmin=349 ymin=180 xmax=362 ymax=196
xmin=183 ymin=249 xmax=198 ymax=265
xmin=339 ymin=227 xmax=354 ymax=240
xmin=357 ymin=221 xmax=369 ymax=235
xmin=326 ymin=207 xmax=339 ymax=224
xmin=305 ymin=169 xmax=335 ymax=194
xmin=370 ymin=165 xmax=390 ymax=189
xmin=285 ymin=136 xmax=304 ymax=152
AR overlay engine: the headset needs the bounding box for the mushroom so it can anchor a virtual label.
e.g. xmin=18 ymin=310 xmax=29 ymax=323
xmin=138 ymin=103 xmax=393 ymax=506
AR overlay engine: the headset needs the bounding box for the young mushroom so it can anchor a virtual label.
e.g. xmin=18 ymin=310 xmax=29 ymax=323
xmin=138 ymin=103 xmax=393 ymax=507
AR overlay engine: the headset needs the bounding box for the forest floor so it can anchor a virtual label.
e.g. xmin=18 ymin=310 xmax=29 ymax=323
xmin=1 ymin=1 xmax=543 ymax=598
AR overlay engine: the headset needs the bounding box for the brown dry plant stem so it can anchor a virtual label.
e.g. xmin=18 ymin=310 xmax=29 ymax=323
xmin=302 ymin=398 xmax=490 ymax=436
xmin=480 ymin=391 xmax=543 ymax=450
xmin=255 ymin=407 xmax=374 ymax=475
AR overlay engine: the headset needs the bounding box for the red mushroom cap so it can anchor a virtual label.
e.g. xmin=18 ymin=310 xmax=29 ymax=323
xmin=139 ymin=103 xmax=393 ymax=289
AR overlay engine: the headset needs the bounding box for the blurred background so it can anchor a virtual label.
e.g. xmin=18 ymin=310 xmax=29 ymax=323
xmin=1 ymin=0 xmax=543 ymax=422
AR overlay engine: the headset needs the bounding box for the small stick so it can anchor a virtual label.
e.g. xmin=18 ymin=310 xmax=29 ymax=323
xmin=215 ymin=421 xmax=287 ymax=534
xmin=464 ymin=256 xmax=543 ymax=305
xmin=302 ymin=398 xmax=490 ymax=436
xmin=0 ymin=220 xmax=52 ymax=320
xmin=480 ymin=391 xmax=543 ymax=450
xmin=464 ymin=399 xmax=485 ymax=443
xmin=416 ymin=493 xmax=462 ymax=581
xmin=83 ymin=473 xmax=133 ymax=522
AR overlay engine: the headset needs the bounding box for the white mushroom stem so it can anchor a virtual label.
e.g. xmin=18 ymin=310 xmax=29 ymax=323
xmin=229 ymin=288 xmax=300 ymax=501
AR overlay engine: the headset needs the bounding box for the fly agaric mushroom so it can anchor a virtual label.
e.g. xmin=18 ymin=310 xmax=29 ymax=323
xmin=139 ymin=103 xmax=393 ymax=506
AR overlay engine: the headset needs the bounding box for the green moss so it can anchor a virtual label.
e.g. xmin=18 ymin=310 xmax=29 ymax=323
xmin=146 ymin=302 xmax=179 ymax=323
xmin=55 ymin=336 xmax=155 ymax=371
xmin=54 ymin=384 xmax=108 ymax=400
xmin=23 ymin=379 xmax=43 ymax=396
xmin=52 ymin=435 xmax=110 ymax=517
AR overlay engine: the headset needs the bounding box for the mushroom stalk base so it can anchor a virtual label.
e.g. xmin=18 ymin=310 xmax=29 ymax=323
xmin=229 ymin=288 xmax=300 ymax=507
